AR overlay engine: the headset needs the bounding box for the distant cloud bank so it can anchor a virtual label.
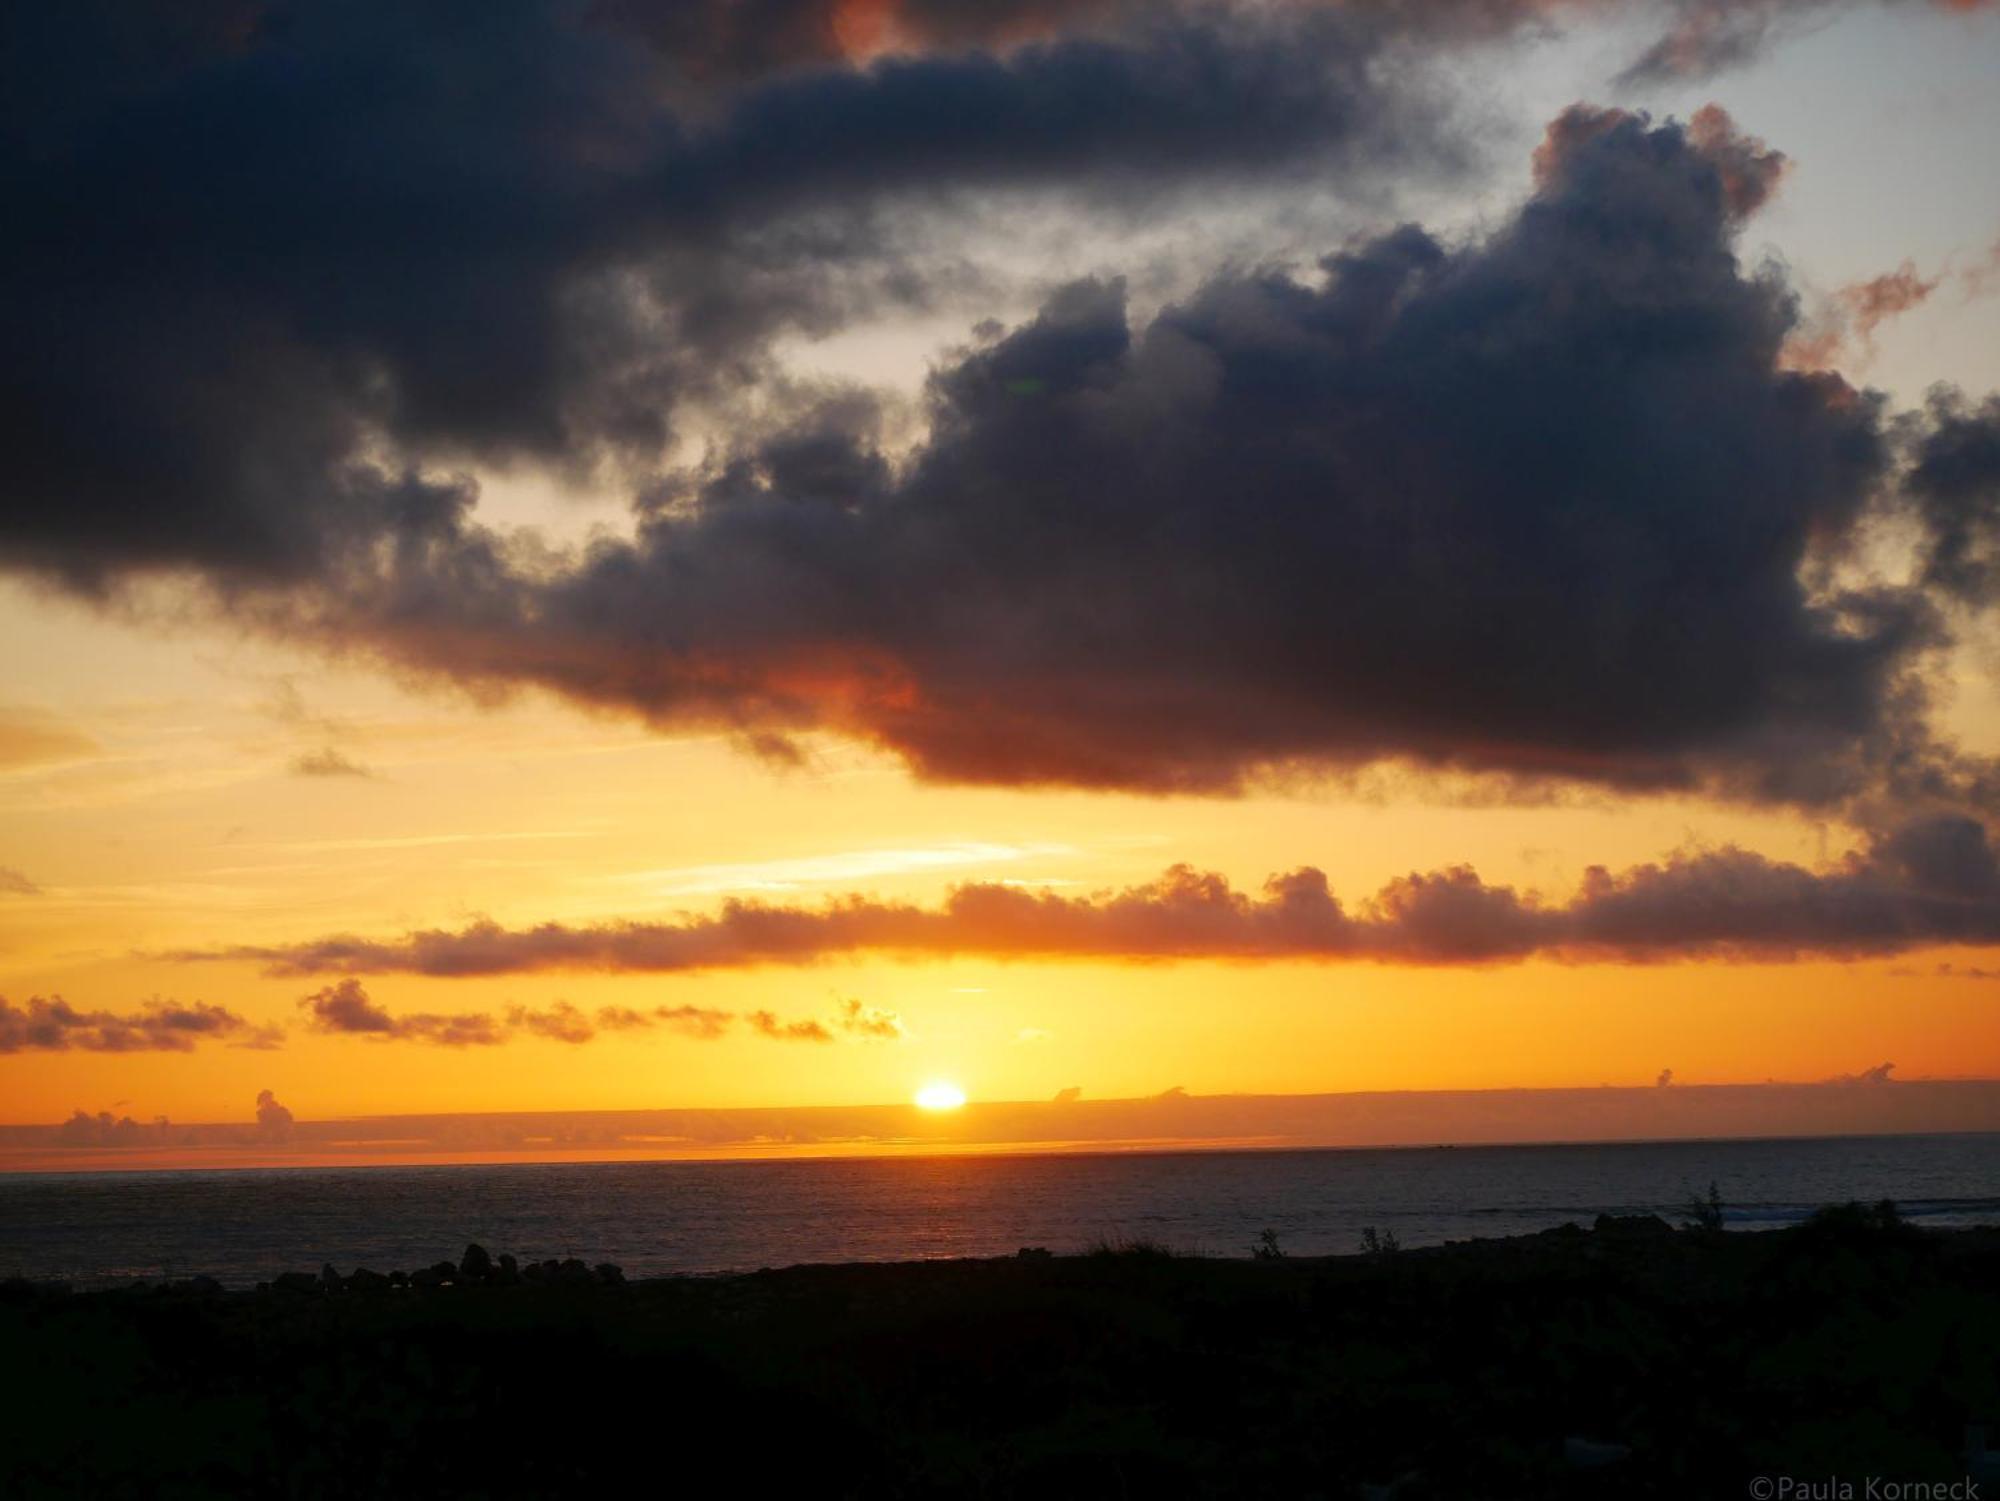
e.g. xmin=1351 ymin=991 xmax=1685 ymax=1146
xmin=174 ymin=813 xmax=2000 ymax=977
xmin=5 ymin=1074 xmax=1997 ymax=1172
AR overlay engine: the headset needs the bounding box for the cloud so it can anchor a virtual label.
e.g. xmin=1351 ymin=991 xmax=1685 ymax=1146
xmin=297 ymin=978 xmax=505 ymax=1047
xmin=256 ymin=1088 xmax=295 ymax=1141
xmin=1905 ymin=391 xmax=2000 ymax=606
xmin=295 ymin=979 xmax=842 ymax=1047
xmin=289 ymin=747 xmax=376 ymax=778
xmin=1054 ymin=1085 xmax=1082 ymax=1102
xmin=0 ymin=0 xmax=1446 ymax=594
xmin=507 ymin=1000 xmax=598 ymax=1044
xmin=176 ymin=814 xmax=2000 ymax=975
xmin=0 ymin=995 xmax=275 ymax=1053
xmin=648 ymin=1004 xmax=739 ymax=1039
xmin=1785 ymin=260 xmax=1944 ymax=369
xmin=0 ymin=867 xmax=38 ymax=896
xmin=268 ymin=103 xmax=2000 ymax=816
xmin=3 ymin=6 xmax=1996 ymax=824
xmin=609 ymin=0 xmax=1992 ymax=90
xmin=55 ymin=1108 xmax=172 ymax=1147
xmin=1611 ymin=0 xmax=1996 ymax=86
xmin=833 ymin=996 xmax=905 ymax=1039
xmin=748 ymin=1010 xmax=836 ymax=1042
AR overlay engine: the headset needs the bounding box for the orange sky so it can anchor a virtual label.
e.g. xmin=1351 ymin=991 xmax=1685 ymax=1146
xmin=7 ymin=572 xmax=2000 ymax=1138
xmin=5 ymin=0 xmax=2000 ymax=1161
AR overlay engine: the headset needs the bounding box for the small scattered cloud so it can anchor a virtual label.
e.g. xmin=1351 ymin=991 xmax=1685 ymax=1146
xmin=298 ymin=978 xmax=504 ymax=1047
xmin=1053 ymin=1085 xmax=1082 ymax=1103
xmin=1824 ymin=1061 xmax=1897 ymax=1085
xmin=0 ymin=867 xmax=38 ymax=895
xmin=1015 ymin=1027 xmax=1053 ymax=1044
xmin=833 ymin=996 xmax=904 ymax=1040
xmin=1784 ymin=259 xmax=1944 ymax=369
xmin=298 ymin=981 xmax=839 ymax=1048
xmin=507 ymin=1000 xmax=596 ymax=1044
xmin=748 ymin=1010 xmax=835 ymax=1043
xmin=255 ymin=1088 xmax=295 ymax=1141
xmin=290 ymin=747 xmax=377 ymax=778
xmin=55 ymin=1109 xmax=172 ymax=1147
xmin=0 ymin=995 xmax=275 ymax=1053
xmin=650 ymin=1005 xmax=737 ymax=1040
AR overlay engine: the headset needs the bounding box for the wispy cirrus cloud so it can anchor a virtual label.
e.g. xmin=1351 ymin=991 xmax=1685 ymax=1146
xmin=620 ymin=841 xmax=1075 ymax=895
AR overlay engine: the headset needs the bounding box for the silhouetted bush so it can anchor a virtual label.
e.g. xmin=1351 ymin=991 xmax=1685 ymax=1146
xmin=1680 ymin=1179 xmax=1727 ymax=1235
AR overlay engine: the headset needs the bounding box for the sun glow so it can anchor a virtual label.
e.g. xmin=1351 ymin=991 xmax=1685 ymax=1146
xmin=915 ymin=1081 xmax=968 ymax=1111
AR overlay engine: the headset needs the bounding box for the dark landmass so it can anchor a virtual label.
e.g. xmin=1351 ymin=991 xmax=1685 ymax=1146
xmin=5 ymin=1207 xmax=1999 ymax=1498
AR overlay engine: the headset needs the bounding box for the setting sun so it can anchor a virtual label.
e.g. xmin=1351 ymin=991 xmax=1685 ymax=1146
xmin=915 ymin=1082 xmax=968 ymax=1111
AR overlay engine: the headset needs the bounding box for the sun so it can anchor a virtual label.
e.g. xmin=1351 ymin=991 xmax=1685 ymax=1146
xmin=914 ymin=1081 xmax=968 ymax=1111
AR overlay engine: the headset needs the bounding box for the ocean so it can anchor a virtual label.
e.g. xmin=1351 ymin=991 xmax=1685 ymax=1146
xmin=2 ymin=1131 xmax=1995 ymax=1287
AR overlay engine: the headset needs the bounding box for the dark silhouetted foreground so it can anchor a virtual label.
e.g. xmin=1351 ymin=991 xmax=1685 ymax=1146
xmin=4 ymin=1206 xmax=1998 ymax=1497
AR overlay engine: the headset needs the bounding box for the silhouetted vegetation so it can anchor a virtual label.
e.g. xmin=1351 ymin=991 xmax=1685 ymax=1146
xmin=1083 ymin=1234 xmax=1176 ymax=1260
xmin=1359 ymin=1223 xmax=1402 ymax=1256
xmin=3 ymin=1212 xmax=1998 ymax=1497
xmin=1679 ymin=1179 xmax=1727 ymax=1235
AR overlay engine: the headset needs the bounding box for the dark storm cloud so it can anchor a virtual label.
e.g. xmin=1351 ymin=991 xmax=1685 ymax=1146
xmin=1906 ymin=392 xmax=2000 ymax=606
xmin=176 ymin=813 xmax=2000 ymax=974
xmin=592 ymin=0 xmax=1996 ymax=90
xmin=310 ymin=105 xmax=1980 ymax=809
xmin=0 ymin=0 xmax=1438 ymax=591
xmin=0 ymin=995 xmax=274 ymax=1052
xmin=8 ymin=5 xmax=2000 ymax=820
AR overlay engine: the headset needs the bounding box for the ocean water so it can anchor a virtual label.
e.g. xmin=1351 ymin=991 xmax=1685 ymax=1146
xmin=2 ymin=1132 xmax=1995 ymax=1287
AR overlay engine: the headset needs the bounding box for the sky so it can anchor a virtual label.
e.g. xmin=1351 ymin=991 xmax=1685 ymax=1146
xmin=3 ymin=0 xmax=2000 ymax=1165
